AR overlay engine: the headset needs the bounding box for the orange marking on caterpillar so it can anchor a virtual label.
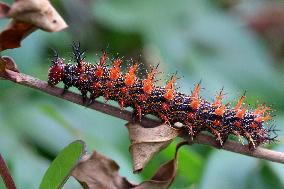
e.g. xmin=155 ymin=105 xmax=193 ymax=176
xmin=213 ymin=120 xmax=221 ymax=126
xmin=250 ymin=122 xmax=258 ymax=128
xmin=192 ymin=83 xmax=201 ymax=99
xmin=125 ymin=64 xmax=139 ymax=86
xmin=236 ymin=108 xmax=246 ymax=119
xmin=95 ymin=67 xmax=104 ymax=78
xmin=190 ymin=83 xmax=201 ymax=109
xmin=107 ymin=81 xmax=114 ymax=88
xmin=212 ymin=89 xmax=226 ymax=115
xmin=143 ymin=69 xmax=157 ymax=94
xmin=120 ymin=86 xmax=128 ymax=94
xmin=109 ymin=58 xmax=122 ymax=80
xmin=188 ymin=112 xmax=195 ymax=120
xmin=235 ymin=95 xmax=246 ymax=110
xmin=213 ymin=89 xmax=224 ymax=107
xmin=263 ymin=115 xmax=272 ymax=121
xmin=164 ymin=76 xmax=176 ymax=101
xmin=254 ymin=105 xmax=270 ymax=116
xmin=93 ymin=82 xmax=102 ymax=89
xmin=190 ymin=99 xmax=200 ymax=110
xmin=215 ymin=106 xmax=226 ymax=116
xmin=254 ymin=115 xmax=272 ymax=123
xmin=234 ymin=95 xmax=247 ymax=118
xmin=234 ymin=121 xmax=241 ymax=127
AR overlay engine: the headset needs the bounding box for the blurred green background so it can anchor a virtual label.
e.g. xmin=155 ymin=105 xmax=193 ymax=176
xmin=1 ymin=0 xmax=284 ymax=188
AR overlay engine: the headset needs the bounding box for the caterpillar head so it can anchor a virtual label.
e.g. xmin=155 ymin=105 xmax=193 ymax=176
xmin=48 ymin=57 xmax=65 ymax=86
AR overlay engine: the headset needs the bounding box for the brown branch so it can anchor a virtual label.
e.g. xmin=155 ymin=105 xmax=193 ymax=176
xmin=2 ymin=70 xmax=284 ymax=164
xmin=0 ymin=154 xmax=17 ymax=189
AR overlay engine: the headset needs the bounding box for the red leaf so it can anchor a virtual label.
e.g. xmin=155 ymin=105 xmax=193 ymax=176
xmin=0 ymin=20 xmax=36 ymax=51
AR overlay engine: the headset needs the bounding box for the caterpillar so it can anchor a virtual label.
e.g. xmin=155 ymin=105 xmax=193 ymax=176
xmin=48 ymin=43 xmax=277 ymax=149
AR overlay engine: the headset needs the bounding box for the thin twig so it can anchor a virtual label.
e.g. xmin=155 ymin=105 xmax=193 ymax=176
xmin=2 ymin=70 xmax=284 ymax=164
xmin=0 ymin=154 xmax=17 ymax=189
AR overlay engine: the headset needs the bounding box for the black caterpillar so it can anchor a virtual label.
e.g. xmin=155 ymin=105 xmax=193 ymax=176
xmin=48 ymin=43 xmax=277 ymax=149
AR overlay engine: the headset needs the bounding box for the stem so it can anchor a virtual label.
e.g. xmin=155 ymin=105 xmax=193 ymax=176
xmin=2 ymin=70 xmax=284 ymax=164
xmin=0 ymin=154 xmax=16 ymax=189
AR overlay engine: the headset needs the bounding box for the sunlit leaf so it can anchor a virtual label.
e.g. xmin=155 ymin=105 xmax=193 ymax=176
xmin=39 ymin=140 xmax=86 ymax=189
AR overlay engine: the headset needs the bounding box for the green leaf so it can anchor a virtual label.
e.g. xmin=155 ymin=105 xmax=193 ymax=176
xmin=200 ymin=151 xmax=258 ymax=189
xmin=39 ymin=140 xmax=86 ymax=189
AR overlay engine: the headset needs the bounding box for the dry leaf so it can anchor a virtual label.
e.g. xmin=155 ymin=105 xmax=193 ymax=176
xmin=126 ymin=123 xmax=180 ymax=173
xmin=134 ymin=159 xmax=176 ymax=189
xmin=71 ymin=151 xmax=135 ymax=189
xmin=0 ymin=2 xmax=10 ymax=18
xmin=0 ymin=0 xmax=67 ymax=51
xmin=0 ymin=20 xmax=36 ymax=51
xmin=7 ymin=0 xmax=67 ymax=32
xmin=0 ymin=56 xmax=19 ymax=79
xmin=72 ymin=142 xmax=186 ymax=189
xmin=134 ymin=142 xmax=187 ymax=189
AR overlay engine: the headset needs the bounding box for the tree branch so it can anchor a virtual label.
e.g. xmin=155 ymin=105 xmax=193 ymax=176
xmin=1 ymin=70 xmax=284 ymax=164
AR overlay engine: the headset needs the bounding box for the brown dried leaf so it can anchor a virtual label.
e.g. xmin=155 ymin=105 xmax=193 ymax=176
xmin=126 ymin=123 xmax=180 ymax=173
xmin=0 ymin=20 xmax=36 ymax=51
xmin=71 ymin=151 xmax=135 ymax=189
xmin=0 ymin=2 xmax=10 ymax=18
xmin=0 ymin=0 xmax=67 ymax=51
xmin=0 ymin=56 xmax=19 ymax=79
xmin=134 ymin=142 xmax=187 ymax=189
xmin=72 ymin=143 xmax=186 ymax=189
xmin=7 ymin=0 xmax=67 ymax=32
xmin=134 ymin=159 xmax=176 ymax=189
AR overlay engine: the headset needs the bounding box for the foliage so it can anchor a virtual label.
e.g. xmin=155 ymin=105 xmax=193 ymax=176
xmin=39 ymin=140 xmax=85 ymax=189
xmin=1 ymin=0 xmax=284 ymax=188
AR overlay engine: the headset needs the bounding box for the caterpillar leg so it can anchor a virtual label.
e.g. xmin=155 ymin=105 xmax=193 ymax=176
xmin=185 ymin=124 xmax=194 ymax=140
xmin=245 ymin=132 xmax=256 ymax=150
xmin=87 ymin=98 xmax=94 ymax=107
xmin=87 ymin=93 xmax=100 ymax=106
xmin=62 ymin=85 xmax=69 ymax=95
xmin=219 ymin=133 xmax=228 ymax=147
xmin=132 ymin=104 xmax=142 ymax=123
xmin=81 ymin=90 xmax=88 ymax=104
xmin=118 ymin=100 xmax=125 ymax=109
xmin=210 ymin=128 xmax=224 ymax=148
xmin=158 ymin=113 xmax=172 ymax=128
